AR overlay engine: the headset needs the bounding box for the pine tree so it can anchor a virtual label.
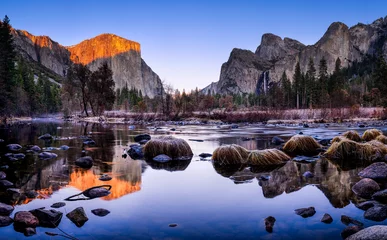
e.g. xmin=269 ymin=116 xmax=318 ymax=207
xmin=318 ymin=57 xmax=328 ymax=106
xmin=306 ymin=57 xmax=317 ymax=108
xmin=89 ymin=62 xmax=115 ymax=115
xmin=293 ymin=62 xmax=302 ymax=109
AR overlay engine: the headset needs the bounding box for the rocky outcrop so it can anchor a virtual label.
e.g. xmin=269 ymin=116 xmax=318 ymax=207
xmin=205 ymin=16 xmax=387 ymax=95
xmin=11 ymin=30 xmax=163 ymax=98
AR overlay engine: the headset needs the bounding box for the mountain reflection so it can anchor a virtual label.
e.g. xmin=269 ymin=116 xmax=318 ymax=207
xmin=213 ymin=158 xmax=362 ymax=208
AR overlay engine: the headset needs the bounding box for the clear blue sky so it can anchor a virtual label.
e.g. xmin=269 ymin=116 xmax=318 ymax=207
xmin=1 ymin=0 xmax=387 ymax=91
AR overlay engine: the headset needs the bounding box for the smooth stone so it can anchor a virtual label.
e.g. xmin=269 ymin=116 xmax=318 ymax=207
xmin=75 ymin=156 xmax=93 ymax=169
xmin=30 ymin=208 xmax=63 ymax=228
xmin=51 ymin=202 xmax=66 ymax=208
xmin=199 ymin=153 xmax=212 ymax=158
xmin=14 ymin=211 xmax=39 ymax=228
xmin=0 ymin=180 xmax=14 ymax=189
xmin=30 ymin=145 xmax=41 ymax=152
xmin=169 ymin=223 xmax=178 ymax=227
xmin=153 ymin=154 xmax=172 ymax=162
xmin=321 ymin=213 xmax=333 ymax=223
xmin=359 ymin=162 xmax=387 ymax=182
xmin=0 ymin=202 xmax=14 ymax=216
xmin=264 ymin=216 xmax=276 ymax=233
xmin=66 ymin=207 xmax=88 ymax=227
xmin=347 ymin=225 xmax=387 ymax=240
xmin=38 ymin=152 xmax=58 ymax=160
xmin=342 ymin=226 xmax=364 ymax=239
xmin=294 ymin=207 xmax=316 ymax=218
xmin=25 ymin=190 xmax=38 ymax=199
xmin=24 ymin=227 xmax=36 ymax=236
xmin=0 ymin=216 xmax=13 ymax=227
xmin=352 ymin=178 xmax=380 ymax=199
xmin=99 ymin=174 xmax=112 ymax=181
xmin=128 ymin=146 xmax=144 ymax=160
xmin=59 ymin=145 xmax=69 ymax=150
xmin=91 ymin=208 xmax=110 ymax=217
xmin=372 ymin=189 xmax=387 ymax=203
xmin=303 ymin=171 xmax=314 ymax=178
xmin=13 ymin=153 xmax=25 ymax=159
xmin=0 ymin=171 xmax=6 ymax=180
xmin=271 ymin=136 xmax=285 ymax=145
xmin=364 ymin=205 xmax=387 ymax=222
xmin=6 ymin=188 xmax=21 ymax=200
xmin=139 ymin=139 xmax=148 ymax=145
xmin=84 ymin=187 xmax=110 ymax=198
xmin=341 ymin=215 xmax=364 ymax=226
xmin=134 ymin=134 xmax=151 ymax=142
xmin=38 ymin=133 xmax=53 ymax=140
xmin=355 ymin=201 xmax=378 ymax=210
xmin=6 ymin=144 xmax=22 ymax=151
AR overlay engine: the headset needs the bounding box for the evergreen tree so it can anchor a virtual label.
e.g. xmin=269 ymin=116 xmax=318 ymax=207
xmin=280 ymin=71 xmax=291 ymax=108
xmin=318 ymin=57 xmax=328 ymax=106
xmin=306 ymin=57 xmax=317 ymax=108
xmin=89 ymin=62 xmax=115 ymax=115
xmin=293 ymin=62 xmax=302 ymax=109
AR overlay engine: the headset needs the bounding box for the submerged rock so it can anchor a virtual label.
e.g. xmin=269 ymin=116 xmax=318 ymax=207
xmin=169 ymin=223 xmax=178 ymax=227
xmin=341 ymin=215 xmax=364 ymax=226
xmin=30 ymin=208 xmax=63 ymax=228
xmin=91 ymin=208 xmax=110 ymax=217
xmin=0 ymin=216 xmax=13 ymax=227
xmin=372 ymin=189 xmax=387 ymax=203
xmin=342 ymin=226 xmax=364 ymax=239
xmin=12 ymin=153 xmax=25 ymax=159
xmin=318 ymin=138 xmax=332 ymax=146
xmin=0 ymin=202 xmax=14 ymax=216
xmin=292 ymin=155 xmax=320 ymax=163
xmin=264 ymin=216 xmax=276 ymax=233
xmin=294 ymin=207 xmax=316 ymax=218
xmin=84 ymin=187 xmax=110 ymax=198
xmin=6 ymin=144 xmax=22 ymax=151
xmin=66 ymin=207 xmax=88 ymax=227
xmin=50 ymin=202 xmax=66 ymax=208
xmin=75 ymin=156 xmax=93 ymax=169
xmin=321 ymin=213 xmax=333 ymax=223
xmin=153 ymin=154 xmax=172 ymax=162
xmin=364 ymin=205 xmax=387 ymax=222
xmin=359 ymin=162 xmax=387 ymax=182
xmin=14 ymin=211 xmax=39 ymax=229
xmin=355 ymin=201 xmax=378 ymax=210
xmin=134 ymin=134 xmax=151 ymax=142
xmin=347 ymin=225 xmax=387 ymax=240
xmin=352 ymin=178 xmax=380 ymax=199
xmin=38 ymin=152 xmax=58 ymax=160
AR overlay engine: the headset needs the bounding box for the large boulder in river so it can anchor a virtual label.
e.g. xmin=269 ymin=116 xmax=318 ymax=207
xmin=364 ymin=205 xmax=387 ymax=222
xmin=0 ymin=216 xmax=13 ymax=227
xmin=372 ymin=189 xmax=387 ymax=203
xmin=14 ymin=211 xmax=39 ymax=229
xmin=347 ymin=225 xmax=387 ymax=240
xmin=30 ymin=208 xmax=63 ymax=228
xmin=352 ymin=178 xmax=380 ymax=199
xmin=358 ymin=162 xmax=387 ymax=182
xmin=75 ymin=156 xmax=93 ymax=169
xmin=84 ymin=187 xmax=110 ymax=198
xmin=66 ymin=207 xmax=88 ymax=227
xmin=0 ymin=202 xmax=14 ymax=216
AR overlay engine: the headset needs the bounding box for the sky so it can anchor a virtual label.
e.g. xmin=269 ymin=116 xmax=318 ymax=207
xmin=1 ymin=0 xmax=387 ymax=91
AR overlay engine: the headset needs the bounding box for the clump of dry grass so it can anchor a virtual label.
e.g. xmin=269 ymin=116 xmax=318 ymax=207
xmin=376 ymin=135 xmax=387 ymax=144
xmin=362 ymin=129 xmax=383 ymax=141
xmin=212 ymin=144 xmax=249 ymax=164
xmin=247 ymin=149 xmax=290 ymax=165
xmin=332 ymin=136 xmax=346 ymax=143
xmin=143 ymin=136 xmax=193 ymax=160
xmin=324 ymin=139 xmax=383 ymax=162
xmin=367 ymin=140 xmax=387 ymax=154
xmin=342 ymin=130 xmax=362 ymax=142
xmin=283 ymin=135 xmax=321 ymax=155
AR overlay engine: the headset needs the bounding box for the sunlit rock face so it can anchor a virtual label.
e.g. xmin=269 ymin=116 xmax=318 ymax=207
xmin=12 ymin=30 xmax=163 ymax=98
xmin=204 ymin=16 xmax=387 ymax=95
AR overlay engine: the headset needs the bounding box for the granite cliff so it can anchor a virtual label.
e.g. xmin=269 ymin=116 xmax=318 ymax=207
xmin=204 ymin=16 xmax=387 ymax=95
xmin=12 ymin=30 xmax=163 ymax=98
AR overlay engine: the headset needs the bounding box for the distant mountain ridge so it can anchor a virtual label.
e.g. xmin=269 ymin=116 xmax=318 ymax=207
xmin=12 ymin=30 xmax=163 ymax=98
xmin=203 ymin=16 xmax=387 ymax=95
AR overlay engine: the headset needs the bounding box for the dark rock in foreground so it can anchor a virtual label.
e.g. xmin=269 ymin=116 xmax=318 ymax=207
xmin=0 ymin=180 xmax=14 ymax=189
xmin=342 ymin=226 xmax=364 ymax=239
xmin=0 ymin=216 xmax=13 ymax=227
xmin=84 ymin=187 xmax=110 ymax=198
xmin=38 ymin=152 xmax=58 ymax=160
xmin=372 ymin=189 xmax=387 ymax=203
xmin=264 ymin=216 xmax=276 ymax=233
xmin=364 ymin=205 xmax=387 ymax=222
xmin=352 ymin=178 xmax=380 ymax=199
xmin=14 ymin=211 xmax=39 ymax=229
xmin=321 ymin=213 xmax=333 ymax=223
xmin=347 ymin=225 xmax=387 ymax=240
xmin=153 ymin=154 xmax=172 ymax=162
xmin=128 ymin=145 xmax=144 ymax=160
xmin=51 ymin=202 xmax=66 ymax=208
xmin=134 ymin=134 xmax=151 ymax=142
xmin=294 ymin=207 xmax=316 ymax=218
xmin=0 ymin=203 xmax=14 ymax=216
xmin=358 ymin=162 xmax=387 ymax=182
xmin=75 ymin=156 xmax=93 ymax=169
xmin=30 ymin=208 xmax=63 ymax=228
xmin=66 ymin=207 xmax=88 ymax=227
xmin=341 ymin=215 xmax=364 ymax=226
xmin=355 ymin=201 xmax=378 ymax=210
xmin=91 ymin=208 xmax=110 ymax=217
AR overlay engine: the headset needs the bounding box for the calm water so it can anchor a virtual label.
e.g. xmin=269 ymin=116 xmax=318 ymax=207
xmin=0 ymin=121 xmax=386 ymax=239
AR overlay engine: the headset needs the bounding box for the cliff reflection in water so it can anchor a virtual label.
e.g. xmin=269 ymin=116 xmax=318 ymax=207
xmin=213 ymin=158 xmax=363 ymax=208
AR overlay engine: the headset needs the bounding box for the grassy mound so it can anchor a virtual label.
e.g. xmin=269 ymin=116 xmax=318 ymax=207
xmin=362 ymin=129 xmax=383 ymax=141
xmin=283 ymin=135 xmax=321 ymax=155
xmin=342 ymin=130 xmax=362 ymax=142
xmin=367 ymin=140 xmax=387 ymax=154
xmin=376 ymin=135 xmax=387 ymax=144
xmin=212 ymin=144 xmax=249 ymax=164
xmin=324 ymin=139 xmax=383 ymax=162
xmin=143 ymin=136 xmax=193 ymax=160
xmin=247 ymin=149 xmax=290 ymax=165
xmin=332 ymin=136 xmax=346 ymax=144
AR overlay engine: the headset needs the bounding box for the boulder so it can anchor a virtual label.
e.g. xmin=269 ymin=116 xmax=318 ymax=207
xmin=352 ymin=178 xmax=380 ymax=199
xmin=372 ymin=189 xmax=387 ymax=203
xmin=0 ymin=171 xmax=6 ymax=180
xmin=318 ymin=138 xmax=332 ymax=146
xmin=294 ymin=207 xmax=316 ymax=218
xmin=341 ymin=215 xmax=363 ymax=226
xmin=6 ymin=144 xmax=22 ymax=151
xmin=264 ymin=216 xmax=276 ymax=233
xmin=84 ymin=187 xmax=110 ymax=198
xmin=59 ymin=145 xmax=69 ymax=150
xmin=0 ymin=216 xmax=13 ymax=227
xmin=50 ymin=202 xmax=66 ymax=208
xmin=6 ymin=188 xmax=21 ymax=200
xmin=12 ymin=153 xmax=25 ymax=159
xmin=321 ymin=213 xmax=333 ymax=223
xmin=0 ymin=180 xmax=14 ymax=189
xmin=14 ymin=211 xmax=39 ymax=229
xmin=153 ymin=154 xmax=172 ymax=163
xmin=99 ymin=174 xmax=112 ymax=181
xmin=342 ymin=226 xmax=364 ymax=239
xmin=91 ymin=208 xmax=110 ymax=217
xmin=66 ymin=207 xmax=88 ymax=227
xmin=355 ymin=201 xmax=378 ymax=210
xmin=30 ymin=208 xmax=63 ymax=228
xmin=359 ymin=162 xmax=387 ymax=182
xmin=364 ymin=205 xmax=387 ymax=222
xmin=199 ymin=153 xmax=212 ymax=158
xmin=347 ymin=225 xmax=387 ymax=240
xmin=25 ymin=190 xmax=38 ymax=199
xmin=38 ymin=152 xmax=58 ymax=160
xmin=134 ymin=134 xmax=151 ymax=142
xmin=0 ymin=202 xmax=14 ymax=216
xmin=30 ymin=145 xmax=41 ymax=152
xmin=139 ymin=139 xmax=148 ymax=145
xmin=38 ymin=133 xmax=53 ymax=140
xmin=128 ymin=145 xmax=144 ymax=160
xmin=75 ymin=156 xmax=93 ymax=169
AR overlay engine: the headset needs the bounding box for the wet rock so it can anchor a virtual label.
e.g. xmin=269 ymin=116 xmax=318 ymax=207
xmin=342 ymin=226 xmax=364 ymax=239
xmin=0 ymin=180 xmax=14 ymax=189
xmin=359 ymin=162 xmax=387 ymax=182
xmin=99 ymin=174 xmax=112 ymax=181
xmin=66 ymin=207 xmax=88 ymax=227
xmin=321 ymin=213 xmax=333 ymax=223
xmin=14 ymin=211 xmax=39 ymax=229
xmin=364 ymin=205 xmax=387 ymax=222
xmin=231 ymin=124 xmax=239 ymax=129
xmin=303 ymin=171 xmax=314 ymax=178
xmin=242 ymin=137 xmax=252 ymax=141
xmin=372 ymin=189 xmax=387 ymax=203
xmin=134 ymin=134 xmax=151 ymax=142
xmin=6 ymin=144 xmax=22 ymax=151
xmin=30 ymin=208 xmax=63 ymax=228
xmin=83 ymin=139 xmax=96 ymax=145
xmin=259 ymin=175 xmax=270 ymax=181
xmin=91 ymin=208 xmax=110 ymax=217
xmin=264 ymin=216 xmax=276 ymax=233
xmin=25 ymin=190 xmax=38 ymax=199
xmin=199 ymin=153 xmax=212 ymax=158
xmin=30 ymin=145 xmax=41 ymax=152
xmin=128 ymin=145 xmax=144 ymax=160
xmin=59 ymin=145 xmax=69 ymax=150
xmin=292 ymin=155 xmax=320 ymax=163
xmin=294 ymin=207 xmax=316 ymax=218
xmin=355 ymin=201 xmax=378 ymax=210
xmin=298 ymin=131 xmax=303 ymax=135
xmin=0 ymin=216 xmax=13 ymax=227
xmin=13 ymin=153 xmax=25 ymax=159
xmin=51 ymin=202 xmax=66 ymax=208
xmin=24 ymin=227 xmax=36 ymax=236
xmin=153 ymin=154 xmax=172 ymax=162
xmin=358 ymin=124 xmax=366 ymax=128
xmin=84 ymin=187 xmax=110 ymax=198
xmin=38 ymin=133 xmax=53 ymax=140
xmin=341 ymin=215 xmax=364 ymax=226
xmin=303 ymin=123 xmax=310 ymax=128
xmin=346 ymin=225 xmax=387 ymax=240
xmin=6 ymin=188 xmax=21 ymax=200
xmin=0 ymin=171 xmax=6 ymax=180
xmin=0 ymin=202 xmax=14 ymax=216
xmin=188 ymin=139 xmax=204 ymax=142
xmin=318 ymin=138 xmax=332 ymax=146
xmin=352 ymin=178 xmax=380 ymax=199
xmin=139 ymin=139 xmax=148 ymax=145
xmin=169 ymin=223 xmax=178 ymax=227
xmin=38 ymin=152 xmax=58 ymax=160
xmin=170 ymin=128 xmax=176 ymax=131
xmin=75 ymin=156 xmax=93 ymax=169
